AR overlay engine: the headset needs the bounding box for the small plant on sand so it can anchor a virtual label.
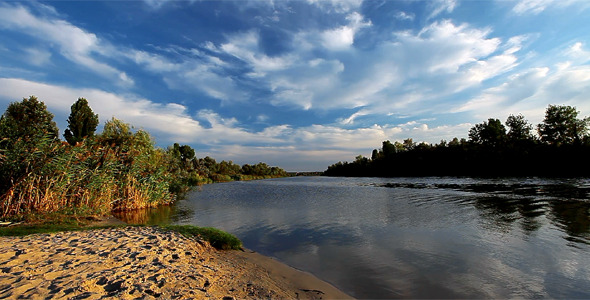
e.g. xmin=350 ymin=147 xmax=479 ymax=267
xmin=161 ymin=225 xmax=243 ymax=250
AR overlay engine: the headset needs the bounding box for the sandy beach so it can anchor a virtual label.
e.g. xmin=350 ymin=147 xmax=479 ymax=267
xmin=0 ymin=226 xmax=352 ymax=299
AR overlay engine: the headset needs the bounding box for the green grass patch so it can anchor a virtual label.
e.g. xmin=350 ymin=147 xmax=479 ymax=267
xmin=161 ymin=225 xmax=243 ymax=250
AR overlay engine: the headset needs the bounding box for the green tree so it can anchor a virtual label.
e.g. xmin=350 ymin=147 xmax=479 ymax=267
xmin=64 ymin=98 xmax=99 ymax=145
xmin=382 ymin=140 xmax=396 ymax=157
xmin=371 ymin=149 xmax=380 ymax=161
xmin=0 ymin=96 xmax=59 ymax=142
xmin=506 ymin=114 xmax=534 ymax=142
xmin=0 ymin=96 xmax=60 ymax=196
xmin=468 ymin=118 xmax=507 ymax=147
xmin=537 ymin=105 xmax=589 ymax=146
xmin=402 ymin=138 xmax=416 ymax=151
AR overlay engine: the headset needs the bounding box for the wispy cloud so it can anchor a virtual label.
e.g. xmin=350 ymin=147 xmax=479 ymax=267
xmin=306 ymin=0 xmax=363 ymax=13
xmin=394 ymin=11 xmax=415 ymax=21
xmin=454 ymin=62 xmax=590 ymax=123
xmin=254 ymin=19 xmax=519 ymax=116
xmin=128 ymin=48 xmax=247 ymax=104
xmin=511 ymin=0 xmax=590 ymax=15
xmin=427 ymin=0 xmax=457 ymax=20
xmin=0 ymin=3 xmax=133 ymax=86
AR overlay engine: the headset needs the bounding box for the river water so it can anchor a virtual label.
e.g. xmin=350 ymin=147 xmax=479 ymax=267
xmin=115 ymin=176 xmax=590 ymax=299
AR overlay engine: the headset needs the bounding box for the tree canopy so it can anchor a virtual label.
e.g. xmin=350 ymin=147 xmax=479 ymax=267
xmin=64 ymin=97 xmax=99 ymax=145
xmin=0 ymin=96 xmax=59 ymax=143
xmin=538 ymin=105 xmax=589 ymax=146
xmin=468 ymin=118 xmax=506 ymax=147
xmin=326 ymin=104 xmax=590 ymax=178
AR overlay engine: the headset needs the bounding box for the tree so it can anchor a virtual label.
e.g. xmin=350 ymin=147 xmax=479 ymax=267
xmin=402 ymin=138 xmax=416 ymax=151
xmin=468 ymin=118 xmax=506 ymax=147
xmin=0 ymin=95 xmax=59 ymax=143
xmin=382 ymin=140 xmax=396 ymax=158
xmin=371 ymin=149 xmax=380 ymax=161
xmin=506 ymin=114 xmax=534 ymax=142
xmin=538 ymin=105 xmax=589 ymax=146
xmin=0 ymin=96 xmax=59 ymax=195
xmin=64 ymin=98 xmax=99 ymax=145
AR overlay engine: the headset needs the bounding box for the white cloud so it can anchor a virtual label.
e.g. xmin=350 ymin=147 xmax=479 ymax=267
xmin=454 ymin=63 xmax=590 ymax=124
xmin=565 ymin=42 xmax=590 ymax=63
xmin=320 ymin=12 xmax=371 ymax=51
xmin=394 ymin=11 xmax=415 ymax=21
xmin=0 ymin=3 xmax=133 ymax=86
xmin=511 ymin=0 xmax=590 ymax=15
xmin=0 ymin=78 xmax=286 ymax=146
xmin=0 ymin=78 xmax=199 ymax=141
xmin=428 ymin=0 xmax=457 ymax=19
xmin=219 ymin=31 xmax=295 ymax=72
xmin=214 ymin=19 xmax=521 ymax=116
xmin=322 ymin=26 xmax=356 ymax=50
xmin=342 ymin=20 xmax=518 ymax=115
xmin=127 ymin=48 xmax=246 ymax=103
xmin=340 ymin=109 xmax=370 ymax=125
xmin=0 ymin=77 xmax=479 ymax=171
xmin=403 ymin=20 xmax=499 ymax=74
xmin=306 ymin=0 xmax=363 ymax=13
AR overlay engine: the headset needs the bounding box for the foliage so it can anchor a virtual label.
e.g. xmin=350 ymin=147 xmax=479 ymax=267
xmin=0 ymin=95 xmax=288 ymax=220
xmin=0 ymin=96 xmax=59 ymax=142
xmin=64 ymin=98 xmax=99 ymax=145
xmin=161 ymin=225 xmax=243 ymax=250
xmin=0 ymin=96 xmax=61 ymax=199
xmin=326 ymin=105 xmax=590 ymax=178
xmin=506 ymin=114 xmax=534 ymax=142
xmin=468 ymin=118 xmax=506 ymax=147
xmin=538 ymin=105 xmax=589 ymax=146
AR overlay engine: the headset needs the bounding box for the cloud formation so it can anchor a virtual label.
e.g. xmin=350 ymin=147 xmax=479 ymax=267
xmin=0 ymin=3 xmax=132 ymax=86
xmin=0 ymin=0 xmax=589 ymax=170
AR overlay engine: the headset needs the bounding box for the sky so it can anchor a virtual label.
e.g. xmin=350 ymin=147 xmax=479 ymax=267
xmin=0 ymin=0 xmax=589 ymax=171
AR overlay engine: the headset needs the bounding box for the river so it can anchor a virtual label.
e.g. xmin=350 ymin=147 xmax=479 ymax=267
xmin=115 ymin=176 xmax=590 ymax=298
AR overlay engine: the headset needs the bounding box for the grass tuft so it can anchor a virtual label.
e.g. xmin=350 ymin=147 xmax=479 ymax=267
xmin=161 ymin=225 xmax=243 ymax=250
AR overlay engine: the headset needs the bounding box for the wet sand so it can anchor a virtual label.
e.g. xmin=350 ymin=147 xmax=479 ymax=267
xmin=0 ymin=226 xmax=352 ymax=299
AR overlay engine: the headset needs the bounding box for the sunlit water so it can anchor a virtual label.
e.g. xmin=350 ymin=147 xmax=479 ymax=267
xmin=116 ymin=176 xmax=590 ymax=299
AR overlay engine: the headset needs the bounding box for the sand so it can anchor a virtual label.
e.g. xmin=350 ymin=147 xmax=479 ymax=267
xmin=0 ymin=226 xmax=353 ymax=299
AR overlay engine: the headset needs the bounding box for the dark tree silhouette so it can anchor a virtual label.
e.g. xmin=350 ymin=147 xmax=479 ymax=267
xmin=325 ymin=105 xmax=590 ymax=178
xmin=468 ymin=118 xmax=506 ymax=147
xmin=506 ymin=114 xmax=534 ymax=142
xmin=538 ymin=105 xmax=589 ymax=146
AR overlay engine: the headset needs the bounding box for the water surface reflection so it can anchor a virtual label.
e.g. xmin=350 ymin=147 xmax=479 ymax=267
xmin=120 ymin=177 xmax=590 ymax=298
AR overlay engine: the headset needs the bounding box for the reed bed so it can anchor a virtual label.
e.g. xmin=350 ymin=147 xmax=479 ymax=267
xmin=0 ymin=119 xmax=177 ymax=220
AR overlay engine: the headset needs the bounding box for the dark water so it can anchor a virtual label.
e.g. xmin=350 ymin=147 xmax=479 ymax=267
xmin=116 ymin=177 xmax=590 ymax=299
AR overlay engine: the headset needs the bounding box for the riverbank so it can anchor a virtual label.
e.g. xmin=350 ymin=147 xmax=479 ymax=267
xmin=0 ymin=226 xmax=352 ymax=299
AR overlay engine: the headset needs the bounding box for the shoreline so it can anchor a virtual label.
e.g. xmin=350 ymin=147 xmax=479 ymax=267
xmin=0 ymin=225 xmax=352 ymax=299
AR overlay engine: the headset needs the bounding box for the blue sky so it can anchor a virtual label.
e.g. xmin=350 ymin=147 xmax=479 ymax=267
xmin=1 ymin=0 xmax=589 ymax=171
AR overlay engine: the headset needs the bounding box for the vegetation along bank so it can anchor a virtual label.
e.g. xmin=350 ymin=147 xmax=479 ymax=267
xmin=325 ymin=105 xmax=590 ymax=177
xmin=0 ymin=96 xmax=287 ymax=221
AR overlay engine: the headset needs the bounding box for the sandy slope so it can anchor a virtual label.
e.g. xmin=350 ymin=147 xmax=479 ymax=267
xmin=0 ymin=226 xmax=352 ymax=299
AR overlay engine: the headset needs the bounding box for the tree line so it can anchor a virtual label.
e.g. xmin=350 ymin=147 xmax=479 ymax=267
xmin=324 ymin=105 xmax=590 ymax=177
xmin=0 ymin=96 xmax=287 ymax=220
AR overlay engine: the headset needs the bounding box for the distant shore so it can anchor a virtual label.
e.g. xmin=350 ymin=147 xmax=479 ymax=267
xmin=0 ymin=226 xmax=352 ymax=299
